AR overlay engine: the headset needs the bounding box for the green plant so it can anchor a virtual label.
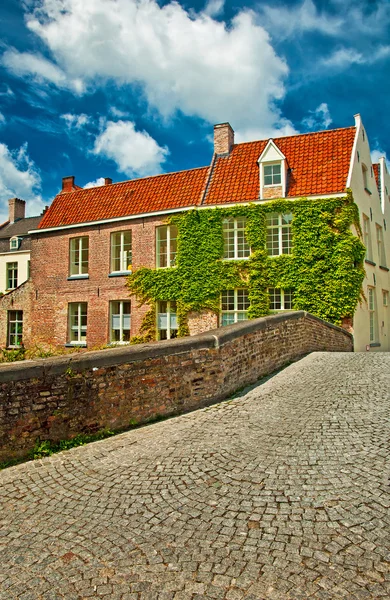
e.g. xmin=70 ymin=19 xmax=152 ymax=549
xmin=127 ymin=191 xmax=365 ymax=336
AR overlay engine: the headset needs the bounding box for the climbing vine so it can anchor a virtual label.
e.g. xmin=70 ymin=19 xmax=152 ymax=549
xmin=127 ymin=191 xmax=365 ymax=340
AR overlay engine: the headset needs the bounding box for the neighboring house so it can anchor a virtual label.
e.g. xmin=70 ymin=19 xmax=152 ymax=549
xmin=0 ymin=199 xmax=42 ymax=294
xmin=1 ymin=114 xmax=389 ymax=352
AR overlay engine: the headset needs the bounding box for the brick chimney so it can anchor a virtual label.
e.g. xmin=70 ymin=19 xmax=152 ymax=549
xmin=104 ymin=177 xmax=112 ymax=185
xmin=8 ymin=198 xmax=26 ymax=223
xmin=62 ymin=176 xmax=76 ymax=193
xmin=214 ymin=123 xmax=234 ymax=155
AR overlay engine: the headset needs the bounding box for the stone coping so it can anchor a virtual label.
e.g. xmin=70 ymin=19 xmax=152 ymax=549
xmin=0 ymin=311 xmax=352 ymax=383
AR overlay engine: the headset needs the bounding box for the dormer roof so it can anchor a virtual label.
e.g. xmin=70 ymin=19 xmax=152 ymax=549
xmin=257 ymin=139 xmax=286 ymax=163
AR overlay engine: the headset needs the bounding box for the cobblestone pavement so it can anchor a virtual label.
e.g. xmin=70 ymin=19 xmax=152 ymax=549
xmin=1 ymin=352 xmax=390 ymax=600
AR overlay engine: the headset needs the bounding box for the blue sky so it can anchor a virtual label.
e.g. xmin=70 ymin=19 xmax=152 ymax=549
xmin=0 ymin=0 xmax=389 ymax=221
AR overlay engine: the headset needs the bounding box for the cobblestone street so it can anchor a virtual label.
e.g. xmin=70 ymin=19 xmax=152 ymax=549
xmin=1 ymin=352 xmax=389 ymax=600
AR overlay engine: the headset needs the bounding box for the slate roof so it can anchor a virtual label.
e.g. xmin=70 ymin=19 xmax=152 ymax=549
xmin=0 ymin=216 xmax=42 ymax=253
xmin=38 ymin=126 xmax=356 ymax=230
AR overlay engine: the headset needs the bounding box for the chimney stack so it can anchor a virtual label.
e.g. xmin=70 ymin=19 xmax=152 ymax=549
xmin=104 ymin=177 xmax=112 ymax=185
xmin=8 ymin=198 xmax=26 ymax=223
xmin=214 ymin=123 xmax=234 ymax=155
xmin=62 ymin=176 xmax=76 ymax=193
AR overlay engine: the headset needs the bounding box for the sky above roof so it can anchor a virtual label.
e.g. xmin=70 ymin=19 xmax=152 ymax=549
xmin=0 ymin=0 xmax=389 ymax=222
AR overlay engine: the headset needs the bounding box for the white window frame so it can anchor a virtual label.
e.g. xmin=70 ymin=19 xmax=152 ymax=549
xmin=110 ymin=231 xmax=132 ymax=274
xmin=222 ymin=218 xmax=250 ymax=260
xmin=266 ymin=213 xmax=293 ymax=256
xmin=362 ymin=214 xmax=373 ymax=262
xmin=268 ymin=288 xmax=294 ymax=311
xmin=68 ymin=302 xmax=88 ymax=345
xmin=220 ymin=289 xmax=250 ymax=326
xmin=263 ymin=163 xmax=282 ymax=187
xmin=156 ymin=225 xmax=178 ymax=269
xmin=69 ymin=236 xmax=89 ymax=277
xmin=6 ymin=262 xmax=18 ymax=290
xmin=8 ymin=310 xmax=23 ymax=348
xmin=376 ymin=224 xmax=386 ymax=267
xmin=383 ymin=290 xmax=389 ymax=307
xmin=368 ymin=287 xmax=378 ymax=343
xmin=157 ymin=301 xmax=178 ymax=340
xmin=10 ymin=236 xmax=21 ymax=250
xmin=109 ymin=300 xmax=131 ymax=343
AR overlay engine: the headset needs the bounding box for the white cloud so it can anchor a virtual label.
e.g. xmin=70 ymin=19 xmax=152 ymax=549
xmin=84 ymin=177 xmax=106 ymax=188
xmin=6 ymin=0 xmax=293 ymax=138
xmin=61 ymin=113 xmax=90 ymax=129
xmin=302 ymin=103 xmax=332 ymax=130
xmin=204 ymin=0 xmax=225 ymax=18
xmin=1 ymin=49 xmax=84 ymax=93
xmin=322 ymin=45 xmax=390 ymax=69
xmin=93 ymin=120 xmax=169 ymax=177
xmin=0 ymin=113 xmax=5 ymax=126
xmin=371 ymin=148 xmax=389 ymax=170
xmin=259 ymin=0 xmax=343 ymax=39
xmin=0 ymin=142 xmax=44 ymax=221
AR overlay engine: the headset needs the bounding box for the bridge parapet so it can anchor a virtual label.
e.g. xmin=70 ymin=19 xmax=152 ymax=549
xmin=0 ymin=311 xmax=352 ymax=462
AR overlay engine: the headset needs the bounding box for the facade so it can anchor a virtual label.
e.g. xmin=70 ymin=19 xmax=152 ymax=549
xmin=1 ymin=114 xmax=389 ymax=352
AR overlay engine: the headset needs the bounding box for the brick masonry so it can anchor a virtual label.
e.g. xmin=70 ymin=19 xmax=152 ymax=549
xmin=0 ymin=311 xmax=352 ymax=462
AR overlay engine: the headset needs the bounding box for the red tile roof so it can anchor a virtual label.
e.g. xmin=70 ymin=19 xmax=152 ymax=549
xmin=204 ymin=127 xmax=356 ymax=205
xmin=373 ymin=163 xmax=380 ymax=189
xmin=38 ymin=126 xmax=356 ymax=230
xmin=39 ymin=167 xmax=209 ymax=229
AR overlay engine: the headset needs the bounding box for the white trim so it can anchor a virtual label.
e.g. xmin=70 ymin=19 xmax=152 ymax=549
xmin=379 ymin=157 xmax=386 ymax=213
xmin=0 ymin=250 xmax=30 ymax=256
xmin=29 ymin=193 xmax=348 ymax=235
xmin=346 ymin=114 xmax=361 ymax=188
xmin=257 ymin=139 xmax=286 ymax=163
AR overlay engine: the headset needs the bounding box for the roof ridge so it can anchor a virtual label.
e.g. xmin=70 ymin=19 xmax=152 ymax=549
xmin=233 ymin=126 xmax=356 ymax=148
xmin=69 ymin=165 xmax=210 ymax=196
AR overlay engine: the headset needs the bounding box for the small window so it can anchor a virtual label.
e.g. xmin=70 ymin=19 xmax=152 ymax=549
xmin=111 ymin=231 xmax=132 ymax=273
xmin=368 ymin=288 xmax=378 ymax=343
xmin=362 ymin=164 xmax=370 ymax=192
xmin=69 ymin=237 xmax=89 ymax=277
xmin=220 ymin=289 xmax=250 ymax=325
xmin=266 ymin=213 xmax=293 ymax=256
xmin=68 ymin=302 xmax=87 ymax=345
xmin=363 ymin=214 xmax=373 ymax=261
xmin=376 ymin=225 xmax=387 ymax=267
xmin=8 ymin=310 xmax=23 ymax=347
xmin=264 ymin=163 xmax=281 ymax=186
xmin=223 ymin=218 xmax=250 ymax=259
xmin=157 ymin=301 xmax=178 ymax=340
xmin=6 ymin=262 xmax=18 ymax=290
xmin=383 ymin=290 xmax=389 ymax=307
xmin=269 ymin=288 xmax=294 ymax=311
xmin=10 ymin=237 xmax=21 ymax=250
xmin=110 ymin=300 xmax=131 ymax=343
xmin=27 ymin=260 xmax=31 ymax=279
xmin=156 ymin=225 xmax=177 ymax=268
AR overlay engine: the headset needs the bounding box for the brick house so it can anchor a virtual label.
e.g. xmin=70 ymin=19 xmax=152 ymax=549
xmin=1 ymin=114 xmax=389 ymax=352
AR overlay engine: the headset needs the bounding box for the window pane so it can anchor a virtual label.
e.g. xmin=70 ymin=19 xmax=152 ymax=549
xmin=157 ymin=226 xmax=168 ymax=268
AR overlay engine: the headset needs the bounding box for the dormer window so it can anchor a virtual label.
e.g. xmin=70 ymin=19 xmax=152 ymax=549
xmin=10 ymin=236 xmax=21 ymax=250
xmin=264 ymin=163 xmax=282 ymax=186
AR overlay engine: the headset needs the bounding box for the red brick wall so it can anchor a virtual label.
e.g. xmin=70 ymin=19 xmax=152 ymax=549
xmin=0 ymin=281 xmax=33 ymax=348
xmin=262 ymin=185 xmax=283 ymax=199
xmin=30 ymin=215 xmax=169 ymax=348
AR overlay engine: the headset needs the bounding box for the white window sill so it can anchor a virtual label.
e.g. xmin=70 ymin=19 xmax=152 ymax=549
xmin=67 ymin=275 xmax=89 ymax=280
xmin=108 ymin=271 xmax=132 ymax=277
xmin=65 ymin=342 xmax=87 ymax=348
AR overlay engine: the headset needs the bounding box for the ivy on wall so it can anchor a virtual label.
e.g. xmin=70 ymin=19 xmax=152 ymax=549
xmin=127 ymin=191 xmax=365 ymax=339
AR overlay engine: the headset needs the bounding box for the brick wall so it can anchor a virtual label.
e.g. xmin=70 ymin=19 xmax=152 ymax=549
xmin=188 ymin=310 xmax=218 ymax=335
xmin=0 ymin=311 xmax=353 ymax=462
xmin=0 ymin=281 xmax=33 ymax=348
xmin=28 ymin=215 xmax=168 ymax=348
xmin=262 ymin=185 xmax=283 ymax=199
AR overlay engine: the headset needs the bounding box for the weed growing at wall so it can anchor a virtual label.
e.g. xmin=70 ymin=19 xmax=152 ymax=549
xmin=127 ymin=192 xmax=365 ymax=337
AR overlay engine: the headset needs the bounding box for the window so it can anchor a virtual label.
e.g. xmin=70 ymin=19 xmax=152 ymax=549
xmin=220 ymin=289 xmax=250 ymax=325
xmin=8 ymin=311 xmax=23 ymax=347
xmin=266 ymin=213 xmax=293 ymax=256
xmin=6 ymin=262 xmax=18 ymax=290
xmin=156 ymin=225 xmax=178 ymax=268
xmin=157 ymin=301 xmax=178 ymax=340
xmin=10 ymin=237 xmax=21 ymax=250
xmin=362 ymin=164 xmax=370 ymax=192
xmin=376 ymin=225 xmax=386 ymax=267
xmin=223 ymin=218 xmax=250 ymax=259
xmin=383 ymin=290 xmax=389 ymax=307
xmin=68 ymin=303 xmax=87 ymax=345
xmin=111 ymin=231 xmax=132 ymax=273
xmin=264 ymin=163 xmax=281 ymax=186
xmin=69 ymin=237 xmax=89 ymax=277
xmin=368 ymin=288 xmax=378 ymax=343
xmin=269 ymin=288 xmax=294 ymax=311
xmin=363 ymin=214 xmax=373 ymax=261
xmin=27 ymin=260 xmax=31 ymax=279
xmin=110 ymin=301 xmax=131 ymax=343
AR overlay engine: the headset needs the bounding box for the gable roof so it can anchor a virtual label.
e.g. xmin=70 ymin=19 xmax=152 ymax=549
xmin=38 ymin=125 xmax=356 ymax=231
xmin=204 ymin=126 xmax=356 ymax=206
xmin=38 ymin=167 xmax=209 ymax=229
xmin=0 ymin=216 xmax=42 ymax=239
